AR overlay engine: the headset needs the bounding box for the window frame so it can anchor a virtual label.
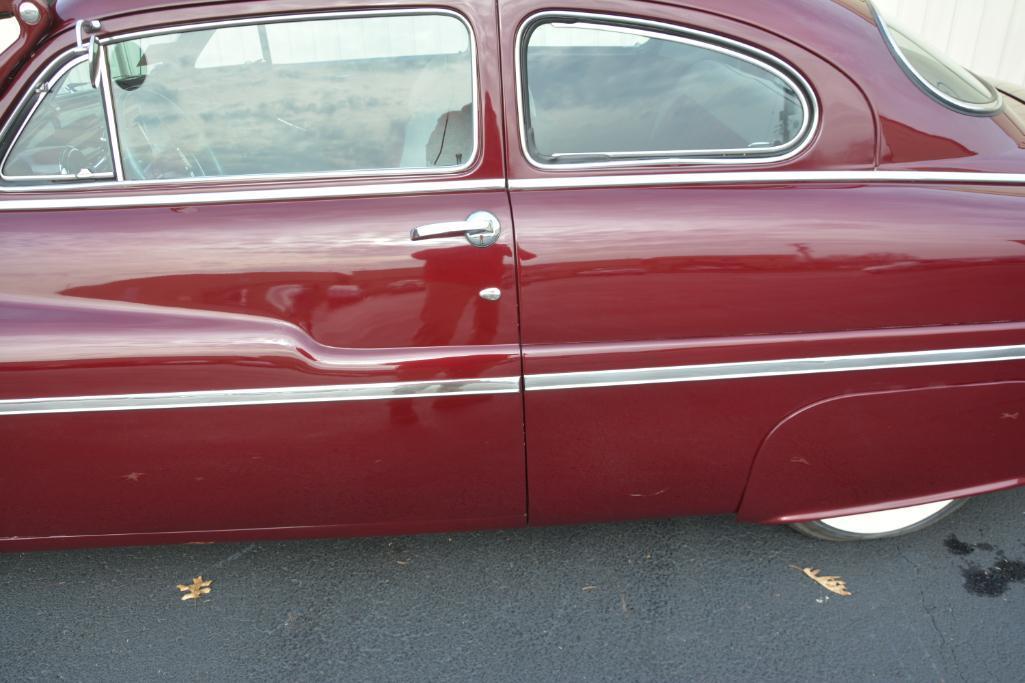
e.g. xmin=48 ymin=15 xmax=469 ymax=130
xmin=868 ymin=0 xmax=1002 ymax=117
xmin=0 ymin=53 xmax=117 ymax=183
xmin=515 ymin=11 xmax=819 ymax=170
xmin=0 ymin=8 xmax=482 ymax=191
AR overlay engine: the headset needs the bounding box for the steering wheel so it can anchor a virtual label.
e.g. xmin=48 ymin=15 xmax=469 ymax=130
xmin=117 ymin=86 xmax=224 ymax=180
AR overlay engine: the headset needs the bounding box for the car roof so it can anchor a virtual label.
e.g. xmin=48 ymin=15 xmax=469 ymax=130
xmin=54 ymin=0 xmax=233 ymax=24
xmin=54 ymin=0 xmax=870 ymax=26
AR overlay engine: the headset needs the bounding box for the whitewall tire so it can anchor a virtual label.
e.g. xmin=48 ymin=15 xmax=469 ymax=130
xmin=789 ymin=498 xmax=967 ymax=541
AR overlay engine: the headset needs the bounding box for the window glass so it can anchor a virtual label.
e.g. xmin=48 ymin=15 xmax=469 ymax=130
xmin=872 ymin=4 xmax=999 ymax=112
xmin=196 ymin=26 xmax=264 ymax=68
xmin=522 ymin=20 xmax=809 ymax=164
xmin=2 ymin=60 xmax=114 ymax=181
xmin=106 ymin=13 xmax=475 ymax=181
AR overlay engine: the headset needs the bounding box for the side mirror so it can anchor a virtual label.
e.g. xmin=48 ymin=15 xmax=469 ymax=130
xmin=73 ymin=18 xmax=103 ymax=88
xmin=88 ymin=35 xmax=102 ymax=88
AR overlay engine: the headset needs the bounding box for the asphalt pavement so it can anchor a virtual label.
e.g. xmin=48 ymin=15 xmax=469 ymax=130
xmin=2 ymin=486 xmax=1024 ymax=682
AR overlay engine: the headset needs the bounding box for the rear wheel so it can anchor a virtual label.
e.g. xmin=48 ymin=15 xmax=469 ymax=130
xmin=789 ymin=498 xmax=967 ymax=541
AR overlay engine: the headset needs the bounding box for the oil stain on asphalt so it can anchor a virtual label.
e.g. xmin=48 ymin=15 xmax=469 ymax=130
xmin=945 ymin=534 xmax=1025 ymax=597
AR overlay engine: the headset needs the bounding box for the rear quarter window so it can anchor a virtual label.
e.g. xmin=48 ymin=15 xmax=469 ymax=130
xmin=871 ymin=1 xmax=1002 ymax=115
xmin=518 ymin=14 xmax=815 ymax=167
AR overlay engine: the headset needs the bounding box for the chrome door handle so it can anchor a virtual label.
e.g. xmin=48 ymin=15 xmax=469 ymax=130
xmin=410 ymin=211 xmax=501 ymax=248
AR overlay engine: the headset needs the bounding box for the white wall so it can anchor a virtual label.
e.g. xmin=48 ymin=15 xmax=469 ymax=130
xmin=873 ymin=0 xmax=1025 ymax=86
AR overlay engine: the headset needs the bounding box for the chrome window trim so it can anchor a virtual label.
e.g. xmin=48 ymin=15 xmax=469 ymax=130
xmin=99 ymin=8 xmax=481 ymax=183
xmin=526 ymin=344 xmax=1025 ymax=392
xmin=507 ymin=169 xmax=1025 ymax=191
xmin=514 ymin=11 xmax=819 ymax=170
xmin=97 ymin=44 xmax=125 ymax=180
xmin=0 ymin=376 xmax=522 ymax=416
xmin=868 ymin=0 xmax=1002 ymax=116
xmin=0 ymin=177 xmax=507 ymax=211
xmin=0 ymin=53 xmax=118 ymax=183
xmin=1 ymin=9 xmax=482 ymax=191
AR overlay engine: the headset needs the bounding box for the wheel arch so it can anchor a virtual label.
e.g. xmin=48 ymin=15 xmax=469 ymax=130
xmin=736 ymin=380 xmax=1025 ymax=524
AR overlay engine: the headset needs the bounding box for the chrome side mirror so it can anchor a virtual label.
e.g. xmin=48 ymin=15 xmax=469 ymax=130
xmin=74 ymin=19 xmax=103 ymax=88
xmin=88 ymin=36 xmax=102 ymax=88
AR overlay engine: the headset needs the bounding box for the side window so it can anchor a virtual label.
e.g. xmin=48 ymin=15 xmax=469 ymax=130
xmin=105 ymin=12 xmax=476 ymax=181
xmin=870 ymin=2 xmax=1001 ymax=115
xmin=520 ymin=16 xmax=813 ymax=166
xmin=1 ymin=59 xmax=115 ymax=182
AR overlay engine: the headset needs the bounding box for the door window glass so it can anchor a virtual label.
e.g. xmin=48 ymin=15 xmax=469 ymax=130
xmin=106 ymin=12 xmax=475 ymax=180
xmin=521 ymin=18 xmax=812 ymax=165
xmin=1 ymin=59 xmax=114 ymax=182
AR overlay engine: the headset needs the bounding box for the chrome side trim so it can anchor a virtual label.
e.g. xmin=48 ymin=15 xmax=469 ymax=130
xmin=0 ymin=376 xmax=521 ymax=416
xmin=526 ymin=345 xmax=1025 ymax=392
xmin=3 ymin=171 xmax=1023 ymax=210
xmin=6 ymin=345 xmax=1024 ymax=412
xmin=0 ymin=177 xmax=507 ymax=210
xmin=509 ymin=170 xmax=1025 ymax=191
xmin=514 ymin=11 xmax=819 ymax=170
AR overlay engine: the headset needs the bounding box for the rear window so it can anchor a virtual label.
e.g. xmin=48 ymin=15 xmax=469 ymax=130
xmin=871 ymin=1 xmax=1001 ymax=114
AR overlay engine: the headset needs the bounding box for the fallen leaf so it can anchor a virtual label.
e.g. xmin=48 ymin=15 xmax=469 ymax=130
xmin=800 ymin=567 xmax=852 ymax=596
xmin=177 ymin=576 xmax=213 ymax=601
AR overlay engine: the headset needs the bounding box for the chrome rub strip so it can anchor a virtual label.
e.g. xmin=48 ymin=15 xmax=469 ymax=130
xmin=4 ymin=345 xmax=1024 ymax=412
xmin=525 ymin=345 xmax=1025 ymax=391
xmin=0 ymin=377 xmax=521 ymax=416
xmin=4 ymin=171 xmax=1023 ymax=211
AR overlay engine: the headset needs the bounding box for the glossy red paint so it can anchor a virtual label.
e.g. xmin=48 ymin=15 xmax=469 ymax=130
xmin=738 ymin=381 xmax=1025 ymax=524
xmin=1 ymin=0 xmax=1025 ymax=550
xmin=0 ymin=0 xmax=527 ymax=550
xmin=499 ymin=0 xmax=1025 ymax=526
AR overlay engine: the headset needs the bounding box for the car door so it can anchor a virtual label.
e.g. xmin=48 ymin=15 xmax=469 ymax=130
xmin=0 ymin=1 xmax=525 ymax=549
xmin=500 ymin=1 xmax=1025 ymax=526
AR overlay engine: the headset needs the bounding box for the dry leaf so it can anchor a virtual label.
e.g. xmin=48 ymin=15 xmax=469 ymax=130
xmin=177 ymin=576 xmax=213 ymax=601
xmin=800 ymin=567 xmax=852 ymax=596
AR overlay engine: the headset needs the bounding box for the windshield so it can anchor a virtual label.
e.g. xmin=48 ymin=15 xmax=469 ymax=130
xmin=871 ymin=1 xmax=1001 ymax=114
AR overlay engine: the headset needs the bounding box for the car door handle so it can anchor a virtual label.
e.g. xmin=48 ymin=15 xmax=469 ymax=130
xmin=410 ymin=211 xmax=501 ymax=248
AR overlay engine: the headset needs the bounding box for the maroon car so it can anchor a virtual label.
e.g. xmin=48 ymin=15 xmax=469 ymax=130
xmin=1 ymin=0 xmax=1023 ymax=550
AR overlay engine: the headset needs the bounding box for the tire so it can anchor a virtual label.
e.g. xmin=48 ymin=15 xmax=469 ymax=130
xmin=789 ymin=498 xmax=968 ymax=541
